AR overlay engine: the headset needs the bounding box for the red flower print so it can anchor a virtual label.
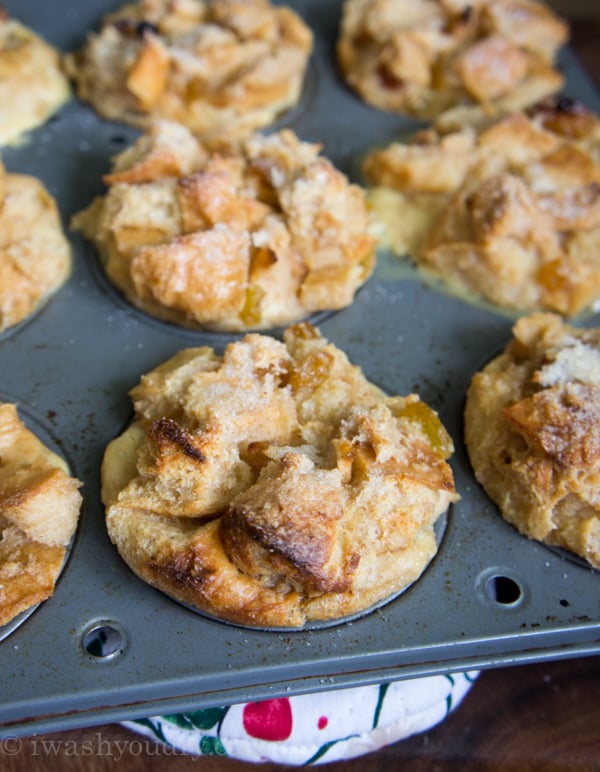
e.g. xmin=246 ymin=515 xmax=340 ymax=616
xmin=242 ymin=698 xmax=293 ymax=741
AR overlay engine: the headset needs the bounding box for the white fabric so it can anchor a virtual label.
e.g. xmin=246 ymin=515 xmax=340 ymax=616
xmin=123 ymin=671 xmax=478 ymax=765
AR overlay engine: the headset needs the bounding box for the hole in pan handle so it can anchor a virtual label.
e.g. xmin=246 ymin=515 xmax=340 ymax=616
xmin=81 ymin=621 xmax=126 ymax=660
xmin=475 ymin=567 xmax=527 ymax=609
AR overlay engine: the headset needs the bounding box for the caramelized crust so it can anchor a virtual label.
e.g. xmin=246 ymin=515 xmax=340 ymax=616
xmin=72 ymin=124 xmax=376 ymax=331
xmin=0 ymin=161 xmax=72 ymax=333
xmin=102 ymin=324 xmax=458 ymax=627
xmin=365 ymin=98 xmax=600 ymax=316
xmin=464 ymin=313 xmax=600 ymax=569
xmin=337 ymin=0 xmax=567 ymax=123
xmin=0 ymin=403 xmax=82 ymax=626
xmin=64 ymin=0 xmax=313 ymax=147
xmin=0 ymin=14 xmax=70 ymax=146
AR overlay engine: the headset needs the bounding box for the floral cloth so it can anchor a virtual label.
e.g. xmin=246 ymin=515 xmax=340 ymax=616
xmin=123 ymin=671 xmax=478 ymax=765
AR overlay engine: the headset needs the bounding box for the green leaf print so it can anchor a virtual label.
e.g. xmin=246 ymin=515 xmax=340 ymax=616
xmin=444 ymin=674 xmax=456 ymax=714
xmin=162 ymin=707 xmax=228 ymax=731
xmin=304 ymin=734 xmax=360 ymax=765
xmin=186 ymin=708 xmax=229 ymax=730
xmin=131 ymin=718 xmax=170 ymax=745
xmin=199 ymin=735 xmax=228 ymax=756
xmin=162 ymin=713 xmax=195 ymax=730
xmin=373 ymin=683 xmax=390 ymax=728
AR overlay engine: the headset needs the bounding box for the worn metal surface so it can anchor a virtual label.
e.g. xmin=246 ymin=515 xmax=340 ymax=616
xmin=0 ymin=0 xmax=598 ymax=737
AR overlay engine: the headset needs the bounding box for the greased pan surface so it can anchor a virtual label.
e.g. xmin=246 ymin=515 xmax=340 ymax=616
xmin=0 ymin=0 xmax=598 ymax=736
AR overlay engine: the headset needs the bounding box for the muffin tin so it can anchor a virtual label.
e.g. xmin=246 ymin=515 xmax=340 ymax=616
xmin=1 ymin=0 xmax=598 ymax=737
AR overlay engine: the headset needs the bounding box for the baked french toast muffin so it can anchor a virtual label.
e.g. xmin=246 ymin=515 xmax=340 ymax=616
xmin=0 ymin=10 xmax=70 ymax=147
xmin=337 ymin=0 xmax=568 ymax=127
xmin=0 ymin=159 xmax=72 ymax=334
xmin=365 ymin=97 xmax=600 ymax=316
xmin=465 ymin=313 xmax=600 ymax=570
xmin=0 ymin=403 xmax=82 ymax=626
xmin=72 ymin=122 xmax=376 ymax=331
xmin=65 ymin=0 xmax=313 ymax=148
xmin=101 ymin=323 xmax=458 ymax=628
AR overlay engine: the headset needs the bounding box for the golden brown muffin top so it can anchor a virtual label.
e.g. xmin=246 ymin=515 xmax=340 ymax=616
xmin=102 ymin=324 xmax=458 ymax=627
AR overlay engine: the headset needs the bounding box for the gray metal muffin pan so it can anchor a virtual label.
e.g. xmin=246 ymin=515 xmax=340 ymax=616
xmin=0 ymin=0 xmax=598 ymax=737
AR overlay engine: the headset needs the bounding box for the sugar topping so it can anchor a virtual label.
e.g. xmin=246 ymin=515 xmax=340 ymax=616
xmin=538 ymin=338 xmax=600 ymax=388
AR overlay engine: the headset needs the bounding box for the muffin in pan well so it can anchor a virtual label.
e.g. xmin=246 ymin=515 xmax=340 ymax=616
xmin=0 ymin=403 xmax=82 ymax=627
xmin=0 ymin=159 xmax=72 ymax=335
xmin=364 ymin=97 xmax=600 ymax=317
xmin=0 ymin=10 xmax=70 ymax=147
xmin=64 ymin=0 xmax=313 ymax=149
xmin=337 ymin=0 xmax=568 ymax=128
xmin=72 ymin=122 xmax=376 ymax=332
xmin=465 ymin=312 xmax=600 ymax=570
xmin=101 ymin=323 xmax=458 ymax=628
